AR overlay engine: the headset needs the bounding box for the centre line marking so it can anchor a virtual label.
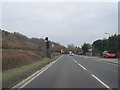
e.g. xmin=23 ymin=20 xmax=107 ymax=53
xmin=74 ymin=60 xmax=77 ymax=63
xmin=78 ymin=63 xmax=86 ymax=70
xmin=69 ymin=55 xmax=86 ymax=70
xmin=68 ymin=55 xmax=111 ymax=90
xmin=92 ymin=74 xmax=111 ymax=90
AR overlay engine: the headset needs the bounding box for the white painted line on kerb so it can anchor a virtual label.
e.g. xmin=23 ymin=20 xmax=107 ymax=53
xmin=12 ymin=55 xmax=63 ymax=88
xmin=92 ymin=74 xmax=111 ymax=90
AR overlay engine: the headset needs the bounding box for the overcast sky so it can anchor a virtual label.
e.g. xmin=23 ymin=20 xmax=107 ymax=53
xmin=1 ymin=2 xmax=118 ymax=47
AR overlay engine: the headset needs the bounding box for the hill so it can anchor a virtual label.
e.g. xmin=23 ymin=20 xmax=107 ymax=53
xmin=1 ymin=29 xmax=67 ymax=71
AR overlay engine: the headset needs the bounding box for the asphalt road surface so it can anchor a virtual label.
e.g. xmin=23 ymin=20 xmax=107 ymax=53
xmin=23 ymin=55 xmax=118 ymax=89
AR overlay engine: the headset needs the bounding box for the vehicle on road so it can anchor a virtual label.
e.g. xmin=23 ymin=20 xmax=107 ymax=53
xmin=69 ymin=50 xmax=74 ymax=56
xmin=77 ymin=52 xmax=83 ymax=55
xmin=102 ymin=51 xmax=116 ymax=58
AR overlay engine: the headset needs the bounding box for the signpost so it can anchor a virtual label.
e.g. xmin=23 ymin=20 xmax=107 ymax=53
xmin=88 ymin=49 xmax=92 ymax=56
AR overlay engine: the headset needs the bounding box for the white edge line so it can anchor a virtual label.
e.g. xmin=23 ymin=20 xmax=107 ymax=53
xmin=92 ymin=74 xmax=111 ymax=89
xmin=19 ymin=65 xmax=50 ymax=88
xmin=12 ymin=55 xmax=63 ymax=88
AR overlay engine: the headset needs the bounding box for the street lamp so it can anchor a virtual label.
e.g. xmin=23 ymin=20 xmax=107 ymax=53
xmin=105 ymin=33 xmax=110 ymax=51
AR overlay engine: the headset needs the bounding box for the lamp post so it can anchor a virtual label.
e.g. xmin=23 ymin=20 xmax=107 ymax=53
xmin=105 ymin=33 xmax=110 ymax=51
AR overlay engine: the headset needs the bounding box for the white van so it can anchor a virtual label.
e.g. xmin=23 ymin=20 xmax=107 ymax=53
xmin=69 ymin=51 xmax=74 ymax=56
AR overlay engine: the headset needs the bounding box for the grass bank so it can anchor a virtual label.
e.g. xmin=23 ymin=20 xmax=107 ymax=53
xmin=3 ymin=55 xmax=61 ymax=83
xmin=2 ymin=49 xmax=45 ymax=71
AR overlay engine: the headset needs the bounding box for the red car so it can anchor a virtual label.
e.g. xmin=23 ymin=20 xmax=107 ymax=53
xmin=102 ymin=51 xmax=116 ymax=58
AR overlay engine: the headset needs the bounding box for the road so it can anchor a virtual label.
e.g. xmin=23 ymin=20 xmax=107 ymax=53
xmin=22 ymin=55 xmax=118 ymax=89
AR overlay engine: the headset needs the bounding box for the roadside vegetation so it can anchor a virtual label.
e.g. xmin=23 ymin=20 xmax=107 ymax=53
xmin=2 ymin=49 xmax=44 ymax=71
xmin=1 ymin=29 xmax=120 ymax=72
xmin=3 ymin=55 xmax=60 ymax=82
xmin=2 ymin=55 xmax=61 ymax=88
xmin=1 ymin=29 xmax=66 ymax=71
xmin=1 ymin=29 xmax=64 ymax=88
xmin=82 ymin=34 xmax=120 ymax=58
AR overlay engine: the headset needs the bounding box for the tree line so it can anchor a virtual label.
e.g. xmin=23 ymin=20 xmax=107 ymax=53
xmin=82 ymin=34 xmax=120 ymax=57
xmin=1 ymin=29 xmax=120 ymax=57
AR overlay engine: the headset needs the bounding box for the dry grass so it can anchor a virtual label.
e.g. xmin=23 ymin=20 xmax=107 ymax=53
xmin=2 ymin=38 xmax=37 ymax=50
xmin=2 ymin=55 xmax=61 ymax=88
xmin=2 ymin=49 xmax=45 ymax=71
xmin=51 ymin=52 xmax=61 ymax=56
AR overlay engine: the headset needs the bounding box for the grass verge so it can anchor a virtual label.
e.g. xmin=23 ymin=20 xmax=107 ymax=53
xmin=3 ymin=55 xmax=61 ymax=82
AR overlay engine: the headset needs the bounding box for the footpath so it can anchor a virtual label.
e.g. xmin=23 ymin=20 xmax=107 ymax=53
xmin=79 ymin=55 xmax=119 ymax=65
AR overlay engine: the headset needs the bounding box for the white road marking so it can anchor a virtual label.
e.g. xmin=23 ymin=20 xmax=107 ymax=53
xmin=19 ymin=65 xmax=51 ymax=88
xmin=74 ymin=60 xmax=77 ymax=63
xmin=92 ymin=74 xmax=111 ymax=90
xmin=77 ymin=63 xmax=86 ymax=70
xmin=69 ymin=55 xmax=86 ymax=70
xmin=69 ymin=55 xmax=112 ymax=89
xmin=12 ymin=55 xmax=63 ymax=88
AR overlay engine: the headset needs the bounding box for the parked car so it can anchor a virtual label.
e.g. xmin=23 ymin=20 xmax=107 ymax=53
xmin=102 ymin=51 xmax=116 ymax=58
xmin=77 ymin=52 xmax=83 ymax=55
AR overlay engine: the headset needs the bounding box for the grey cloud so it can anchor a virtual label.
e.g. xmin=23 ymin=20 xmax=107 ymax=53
xmin=2 ymin=2 xmax=118 ymax=46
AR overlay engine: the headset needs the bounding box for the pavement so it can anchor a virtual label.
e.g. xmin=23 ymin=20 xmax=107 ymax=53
xmin=79 ymin=55 xmax=118 ymax=64
xmin=13 ymin=55 xmax=118 ymax=89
